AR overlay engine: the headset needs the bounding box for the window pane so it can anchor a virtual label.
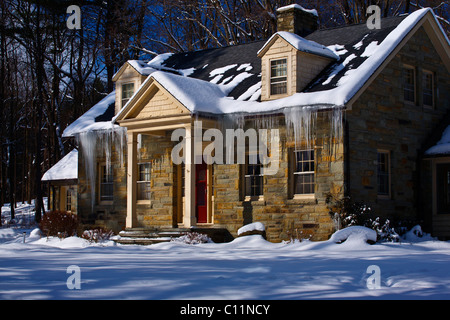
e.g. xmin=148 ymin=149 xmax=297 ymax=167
xmin=403 ymin=68 xmax=415 ymax=102
xmin=100 ymin=165 xmax=113 ymax=201
xmin=137 ymin=163 xmax=151 ymax=200
xmin=423 ymin=72 xmax=433 ymax=106
xmin=377 ymin=152 xmax=390 ymax=196
xmin=245 ymin=155 xmax=263 ymax=197
xmin=270 ymin=59 xmax=287 ymax=95
xmin=122 ymin=83 xmax=135 ymax=107
xmin=66 ymin=190 xmax=72 ymax=211
xmin=293 ymin=149 xmax=315 ymax=195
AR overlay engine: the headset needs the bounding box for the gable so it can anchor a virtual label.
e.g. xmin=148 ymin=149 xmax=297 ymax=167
xmin=117 ymin=77 xmax=190 ymax=122
xmin=345 ymin=10 xmax=450 ymax=107
xmin=128 ymin=84 xmax=189 ymax=120
xmin=112 ymin=63 xmax=140 ymax=82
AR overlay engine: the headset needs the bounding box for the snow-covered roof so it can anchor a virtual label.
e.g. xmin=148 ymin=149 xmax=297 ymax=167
xmin=127 ymin=60 xmax=158 ymax=76
xmin=67 ymin=8 xmax=444 ymax=130
xmin=258 ymin=31 xmax=339 ymax=60
xmin=62 ymin=91 xmax=116 ymax=138
xmin=114 ymin=8 xmax=435 ymax=117
xmin=426 ymin=125 xmax=450 ymax=155
xmin=42 ymin=149 xmax=78 ymax=181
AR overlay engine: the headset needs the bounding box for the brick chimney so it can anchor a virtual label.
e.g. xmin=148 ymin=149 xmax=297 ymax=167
xmin=276 ymin=4 xmax=318 ymax=37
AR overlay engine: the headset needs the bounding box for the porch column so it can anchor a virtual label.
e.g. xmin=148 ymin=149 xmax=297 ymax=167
xmin=184 ymin=124 xmax=196 ymax=227
xmin=126 ymin=131 xmax=138 ymax=228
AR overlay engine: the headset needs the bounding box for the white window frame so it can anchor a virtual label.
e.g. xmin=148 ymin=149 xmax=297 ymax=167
xmin=292 ymin=149 xmax=315 ymax=199
xmin=137 ymin=162 xmax=151 ymax=202
xmin=270 ymin=58 xmax=288 ymax=96
xmin=244 ymin=153 xmax=264 ymax=201
xmin=121 ymin=82 xmax=135 ymax=107
xmin=99 ymin=163 xmax=114 ymax=203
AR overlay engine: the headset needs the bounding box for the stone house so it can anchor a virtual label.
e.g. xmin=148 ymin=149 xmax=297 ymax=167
xmin=52 ymin=5 xmax=450 ymax=242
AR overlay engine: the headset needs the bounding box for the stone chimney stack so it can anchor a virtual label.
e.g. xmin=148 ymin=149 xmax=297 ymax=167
xmin=276 ymin=4 xmax=319 ymax=37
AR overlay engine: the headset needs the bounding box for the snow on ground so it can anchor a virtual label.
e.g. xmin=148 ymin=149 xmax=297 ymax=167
xmin=1 ymin=213 xmax=450 ymax=300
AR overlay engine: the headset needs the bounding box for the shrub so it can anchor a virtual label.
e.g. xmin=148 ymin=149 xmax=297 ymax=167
xmin=171 ymin=232 xmax=212 ymax=245
xmin=326 ymin=193 xmax=373 ymax=229
xmin=39 ymin=210 xmax=78 ymax=238
xmin=326 ymin=193 xmax=400 ymax=242
xmin=81 ymin=227 xmax=114 ymax=243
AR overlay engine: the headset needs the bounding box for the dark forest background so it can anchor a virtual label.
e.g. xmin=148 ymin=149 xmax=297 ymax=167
xmin=0 ymin=0 xmax=448 ymax=222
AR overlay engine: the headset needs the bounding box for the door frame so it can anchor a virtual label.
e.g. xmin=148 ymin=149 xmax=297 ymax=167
xmin=432 ymin=157 xmax=450 ymax=216
xmin=175 ymin=162 xmax=214 ymax=226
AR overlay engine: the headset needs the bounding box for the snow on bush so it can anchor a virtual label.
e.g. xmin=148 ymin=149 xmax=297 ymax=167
xmin=171 ymin=232 xmax=212 ymax=245
xmin=402 ymin=225 xmax=436 ymax=242
xmin=329 ymin=226 xmax=377 ymax=244
xmin=237 ymin=222 xmax=265 ymax=236
xmin=81 ymin=227 xmax=114 ymax=243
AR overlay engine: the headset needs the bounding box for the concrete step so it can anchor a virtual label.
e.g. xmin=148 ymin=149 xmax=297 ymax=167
xmin=115 ymin=228 xmax=189 ymax=245
xmin=114 ymin=227 xmax=233 ymax=245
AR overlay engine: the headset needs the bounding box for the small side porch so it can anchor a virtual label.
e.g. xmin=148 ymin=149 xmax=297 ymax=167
xmin=119 ymin=115 xmax=220 ymax=230
xmin=113 ymin=72 xmax=229 ymax=238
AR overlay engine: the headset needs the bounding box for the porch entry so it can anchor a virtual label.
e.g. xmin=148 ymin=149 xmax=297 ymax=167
xmin=175 ymin=161 xmax=213 ymax=226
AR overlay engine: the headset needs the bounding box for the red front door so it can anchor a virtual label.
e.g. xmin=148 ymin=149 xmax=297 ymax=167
xmin=196 ymin=163 xmax=208 ymax=223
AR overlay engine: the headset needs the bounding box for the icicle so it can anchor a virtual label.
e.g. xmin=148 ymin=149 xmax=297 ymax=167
xmin=77 ymin=130 xmax=99 ymax=210
xmin=76 ymin=124 xmax=127 ymax=211
xmin=283 ymin=106 xmax=317 ymax=150
xmin=283 ymin=105 xmax=344 ymax=159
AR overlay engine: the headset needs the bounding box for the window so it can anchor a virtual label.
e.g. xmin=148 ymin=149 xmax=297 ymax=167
xmin=66 ymin=189 xmax=72 ymax=212
xmin=423 ymin=70 xmax=434 ymax=107
xmin=100 ymin=164 xmax=113 ymax=201
xmin=377 ymin=151 xmax=390 ymax=197
xmin=244 ymin=154 xmax=264 ymax=197
xmin=137 ymin=163 xmax=151 ymax=201
xmin=270 ymin=59 xmax=287 ymax=95
xmin=122 ymin=83 xmax=134 ymax=107
xmin=403 ymin=66 xmax=415 ymax=103
xmin=293 ymin=149 xmax=315 ymax=195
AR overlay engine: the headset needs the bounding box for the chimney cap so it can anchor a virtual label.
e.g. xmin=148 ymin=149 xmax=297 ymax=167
xmin=276 ymin=4 xmax=318 ymax=17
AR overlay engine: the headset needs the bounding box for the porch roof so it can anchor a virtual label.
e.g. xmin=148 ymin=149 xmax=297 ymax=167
xmin=42 ymin=149 xmax=78 ymax=182
xmin=426 ymin=125 xmax=450 ymax=156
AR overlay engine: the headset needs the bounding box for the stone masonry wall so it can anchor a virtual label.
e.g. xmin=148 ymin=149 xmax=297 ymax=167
xmin=346 ymin=26 xmax=450 ymax=225
xmin=213 ymin=112 xmax=344 ymax=242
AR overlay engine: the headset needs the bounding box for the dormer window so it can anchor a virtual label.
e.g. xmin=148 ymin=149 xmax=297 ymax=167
xmin=122 ymin=83 xmax=135 ymax=107
xmin=270 ymin=59 xmax=288 ymax=95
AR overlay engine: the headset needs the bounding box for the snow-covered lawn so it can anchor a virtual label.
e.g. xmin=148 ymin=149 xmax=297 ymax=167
xmin=1 ymin=226 xmax=450 ymax=300
xmin=1 ymin=201 xmax=450 ymax=300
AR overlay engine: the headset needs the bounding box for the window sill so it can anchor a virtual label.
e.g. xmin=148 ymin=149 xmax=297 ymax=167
xmin=287 ymin=194 xmax=316 ymax=205
xmin=137 ymin=200 xmax=152 ymax=206
xmin=242 ymin=196 xmax=265 ymax=205
xmin=99 ymin=200 xmax=113 ymax=206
